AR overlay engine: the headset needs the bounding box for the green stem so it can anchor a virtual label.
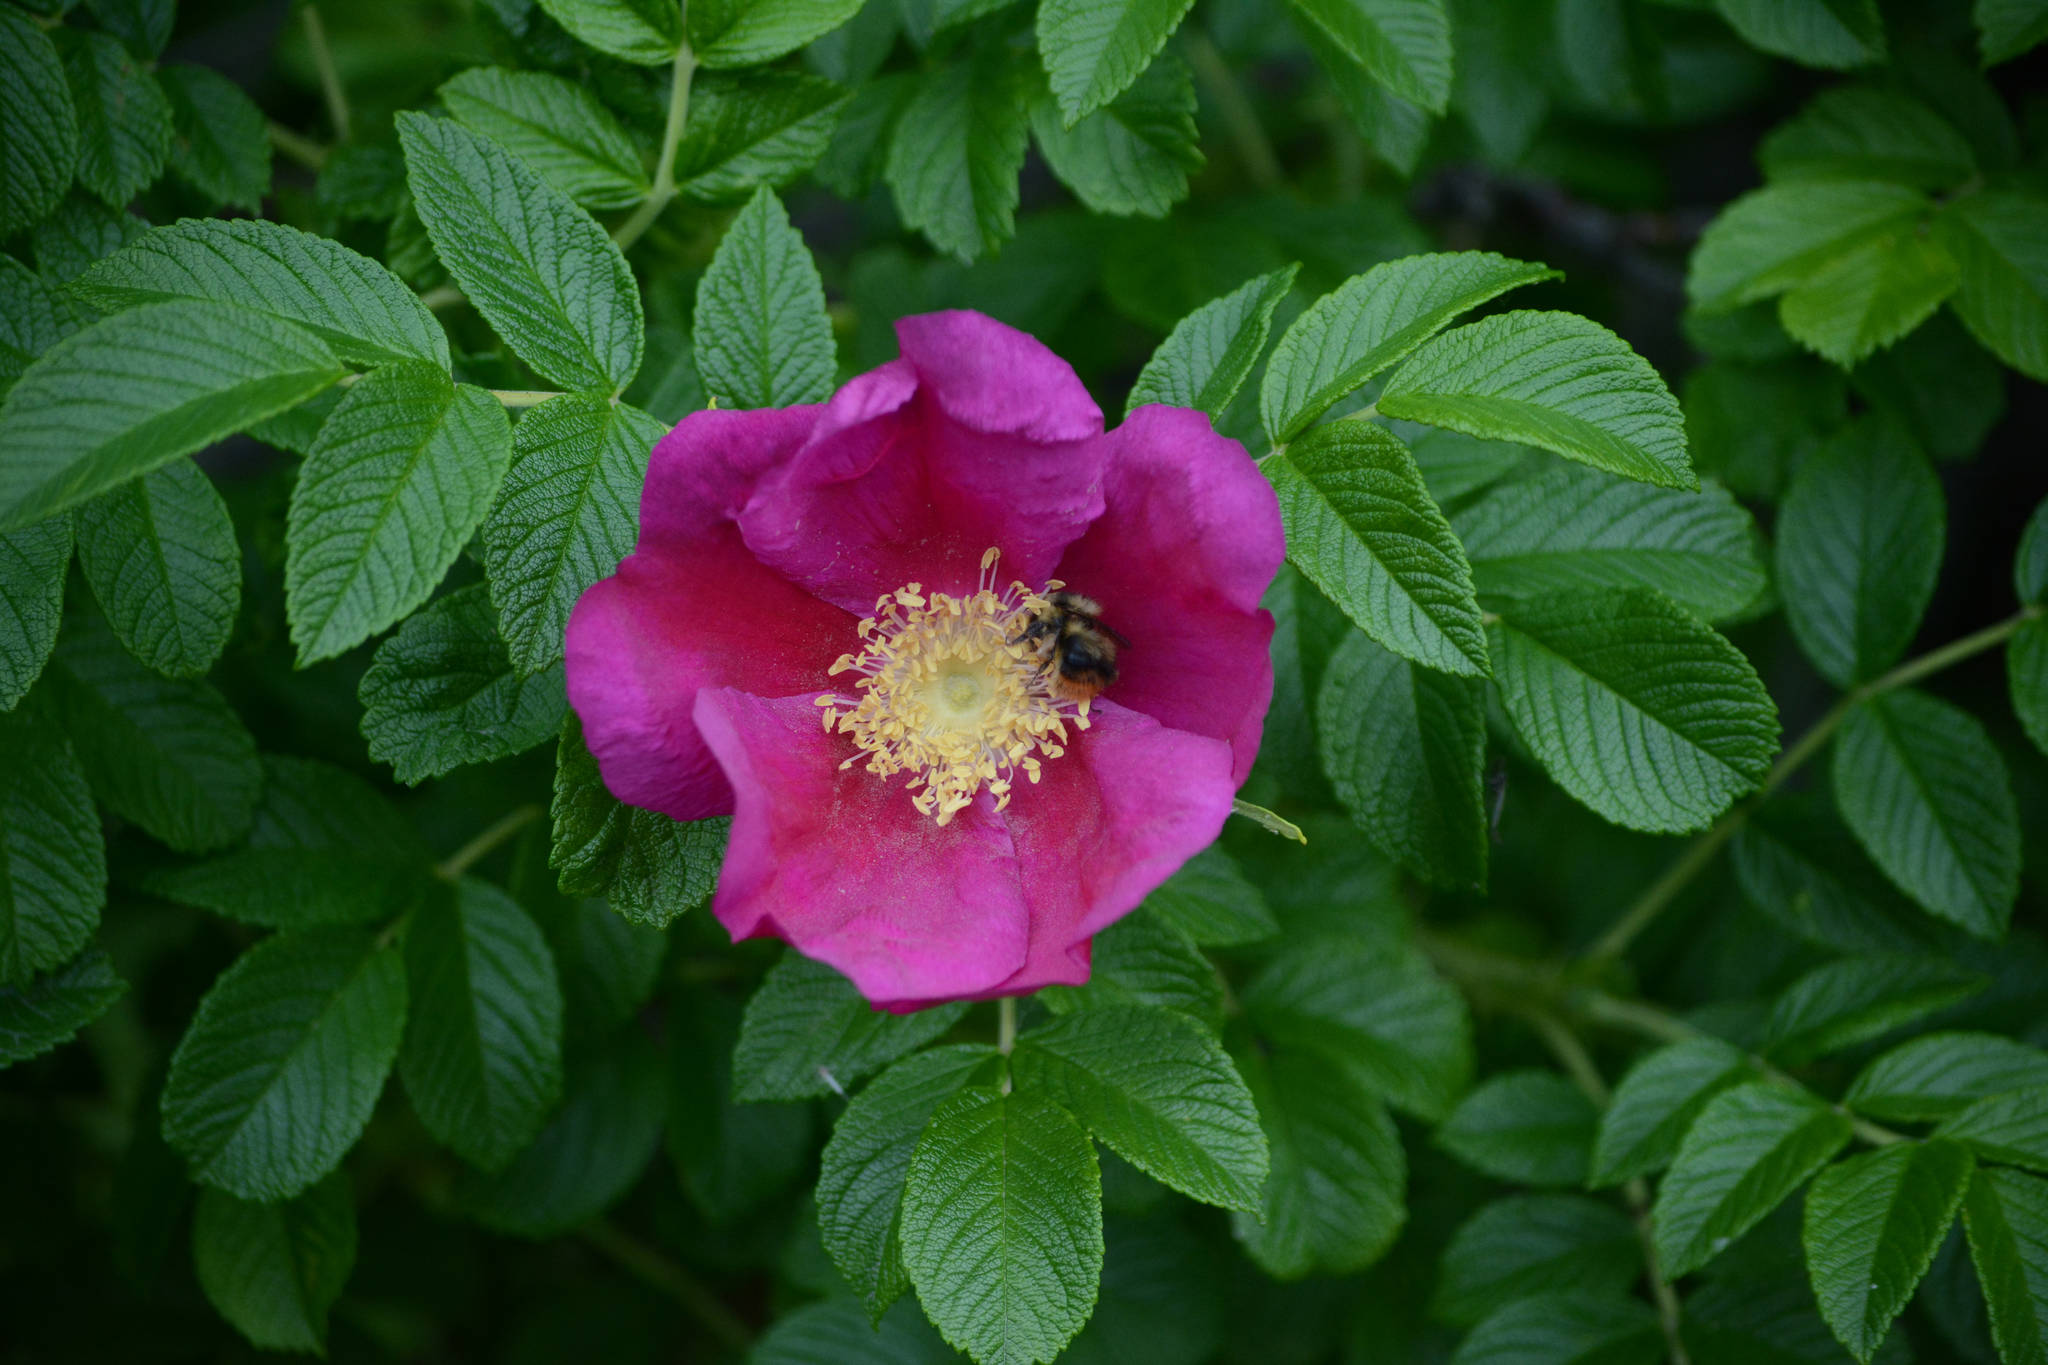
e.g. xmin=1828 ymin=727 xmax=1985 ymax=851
xmin=1583 ymin=608 xmax=2039 ymax=967
xmin=612 ymin=46 xmax=697 ymax=252
xmin=1182 ymin=29 xmax=1282 ymax=191
xmin=490 ymin=389 xmax=562 ymax=409
xmin=577 ymin=1220 xmax=752 ymax=1351
xmin=997 ymin=997 xmax=1017 ymax=1094
xmin=301 ymin=3 xmax=351 ymax=142
xmin=418 ymin=284 xmax=464 ymax=311
xmin=437 ymin=805 xmax=540 ymax=880
xmin=269 ymin=122 xmax=329 ymax=171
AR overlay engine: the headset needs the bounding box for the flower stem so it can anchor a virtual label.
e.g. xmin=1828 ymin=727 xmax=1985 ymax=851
xmin=612 ymin=45 xmax=697 ymax=252
xmin=577 ymin=1219 xmax=752 ymax=1351
xmin=1182 ymin=28 xmax=1282 ymax=191
xmin=437 ymin=805 xmax=540 ymax=880
xmin=300 ymin=3 xmax=351 ymax=143
xmin=1583 ymin=607 xmax=2039 ymax=967
xmin=269 ymin=121 xmax=328 ymax=170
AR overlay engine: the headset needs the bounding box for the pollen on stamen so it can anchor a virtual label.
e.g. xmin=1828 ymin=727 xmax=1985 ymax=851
xmin=819 ymin=548 xmax=1091 ymax=826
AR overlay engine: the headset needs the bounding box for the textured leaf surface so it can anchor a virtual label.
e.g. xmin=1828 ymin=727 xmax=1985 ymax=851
xmin=900 ymin=1087 xmax=1103 ymax=1365
xmin=483 ymin=396 xmax=664 ymax=675
xmin=1437 ymin=1070 xmax=1598 ymax=1187
xmin=397 ymin=112 xmax=642 ymax=391
xmin=0 ymin=515 xmax=71 ymax=710
xmin=1963 ymin=1166 xmax=2048 ymax=1365
xmin=74 ymin=218 xmax=448 ymax=368
xmin=1763 ymin=955 xmax=1985 ymax=1067
xmin=399 ymin=878 xmax=563 ymax=1172
xmin=1037 ymin=0 xmax=1196 ymax=123
xmin=1591 ymin=1037 xmax=1751 ymax=1187
xmin=1030 ymin=57 xmax=1201 ymax=219
xmin=1318 ymin=630 xmax=1486 ymax=886
xmin=358 ymin=585 xmax=567 ymax=785
xmin=192 ymin=1174 xmax=355 ymax=1355
xmin=158 ymin=63 xmax=270 ymax=212
xmin=1652 ymin=1081 xmax=1852 ymax=1278
xmin=1759 ymin=86 xmax=1975 ymax=190
xmin=0 ymin=253 xmax=77 ymax=397
xmin=1040 ymin=908 xmax=1223 ymax=1029
xmin=733 ymin=953 xmax=966 ymax=1102
xmin=1713 ymin=0 xmax=1885 ymax=68
xmin=1265 ymin=421 xmax=1489 ymax=676
xmin=30 ymin=193 xmax=146 ymax=284
xmin=1456 ymin=464 xmax=1765 ymax=622
xmin=1127 ymin=264 xmax=1297 ymax=418
xmin=62 ymin=29 xmax=169 ymax=207
xmin=1449 ymin=1292 xmax=1661 ymax=1365
xmin=162 ymin=928 xmax=407 ymax=1200
xmin=1433 ymin=1194 xmax=1640 ymax=1327
xmin=440 ymin=66 xmax=649 ymax=210
xmin=1936 ymin=192 xmax=2048 ymax=383
xmin=1940 ymin=1089 xmax=2048 ymax=1173
xmin=1977 ymin=0 xmax=2048 ymax=63
xmin=1804 ymin=1140 xmax=1974 ymax=1362
xmin=817 ymin=1045 xmax=995 ymax=1321
xmin=2014 ymin=619 xmax=2048 ymax=760
xmin=0 ymin=944 xmax=124 ymax=1068
xmin=1138 ymin=845 xmax=1276 ymax=947
xmin=1288 ymin=0 xmax=1453 ymax=113
xmin=1833 ymin=689 xmax=2019 ymax=938
xmin=693 ymin=187 xmax=834 ymax=409
xmin=0 ymin=6 xmax=79 ymax=239
xmin=550 ymin=714 xmax=726 ymax=926
xmin=1849 ymin=1033 xmax=2048 ymax=1124
xmin=1014 ymin=1006 xmax=1266 ymax=1211
xmin=286 ymin=364 xmax=512 ymax=666
xmin=1779 ymin=231 xmax=1958 ymax=367
xmin=1230 ymin=1045 xmax=1406 ymax=1278
xmin=535 ymin=0 xmax=684 ymax=64
xmin=885 ymin=52 xmax=1029 ymax=263
xmin=0 ymin=301 xmax=343 ymax=532
xmin=75 ymin=460 xmax=238 ymax=679
xmin=1688 ymin=181 xmax=1926 ymax=312
xmin=1732 ymin=797 xmax=1931 ymax=955
xmin=674 ymin=70 xmax=849 ymax=204
xmin=1261 ymin=251 xmax=1556 ymax=444
xmin=752 ymin=1299 xmax=959 ymax=1365
xmin=0 ymin=712 xmax=105 ymax=986
xmin=1489 ymin=588 xmax=1778 ymax=833
xmin=688 ymin=0 xmax=863 ymax=68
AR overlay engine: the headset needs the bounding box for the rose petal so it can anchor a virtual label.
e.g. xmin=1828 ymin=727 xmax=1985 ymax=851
xmin=1053 ymin=404 xmax=1284 ymax=783
xmin=739 ymin=311 xmax=1109 ymax=612
xmin=641 ymin=403 xmax=821 ymax=543
xmin=692 ymin=687 xmax=1034 ymax=1006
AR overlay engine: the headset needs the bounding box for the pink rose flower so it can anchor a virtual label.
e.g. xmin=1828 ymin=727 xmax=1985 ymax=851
xmin=564 ymin=311 xmax=1283 ymax=1011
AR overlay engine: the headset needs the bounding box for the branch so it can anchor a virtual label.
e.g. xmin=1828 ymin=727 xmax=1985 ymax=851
xmin=436 ymin=805 xmax=540 ymax=880
xmin=612 ymin=46 xmax=697 ymax=251
xmin=300 ymin=3 xmax=351 ymax=143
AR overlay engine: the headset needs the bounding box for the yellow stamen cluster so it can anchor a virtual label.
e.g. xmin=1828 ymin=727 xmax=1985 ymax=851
xmin=817 ymin=549 xmax=1091 ymax=826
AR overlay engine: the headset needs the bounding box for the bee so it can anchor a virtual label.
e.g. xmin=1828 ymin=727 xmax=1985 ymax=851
xmin=1013 ymin=592 xmax=1129 ymax=702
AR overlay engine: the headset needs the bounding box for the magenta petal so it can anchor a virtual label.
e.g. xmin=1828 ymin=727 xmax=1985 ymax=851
xmin=1055 ymin=405 xmax=1284 ymax=783
xmin=692 ymin=687 xmax=1034 ymax=1007
xmin=738 ymin=311 xmax=1109 ymax=612
xmin=565 ymin=530 xmax=853 ymax=821
xmin=641 ymin=404 xmax=822 ymax=542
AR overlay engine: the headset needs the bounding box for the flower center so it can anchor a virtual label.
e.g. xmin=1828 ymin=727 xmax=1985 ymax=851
xmin=818 ymin=549 xmax=1091 ymax=827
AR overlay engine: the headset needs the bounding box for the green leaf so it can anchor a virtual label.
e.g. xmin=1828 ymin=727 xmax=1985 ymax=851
xmin=460 ymin=1026 xmax=666 ymax=1236
xmin=285 ymin=365 xmax=512 ymax=666
xmin=1437 ymin=1070 xmax=1598 ymax=1187
xmin=1712 ymin=0 xmax=1885 ymax=68
xmin=1689 ymin=181 xmax=1927 ymax=313
xmin=193 ymin=1174 xmax=355 ymax=1355
xmin=885 ymin=52 xmax=1030 ymax=263
xmin=1039 ymin=908 xmax=1224 ymax=1029
xmin=732 ymin=952 xmax=967 ymax=1102
xmin=1317 ymin=629 xmax=1486 ymax=887
xmin=0 ymin=944 xmax=124 ymax=1068
xmin=1260 ymin=251 xmax=1558 ymax=444
xmin=33 ymin=193 xmax=145 ymax=286
xmin=440 ymin=66 xmax=650 ymax=211
xmin=1849 ymin=311 xmax=2006 ymax=463
xmin=1378 ymin=311 xmax=1694 ymax=490
xmin=624 ymin=323 xmax=702 ymax=424
xmin=1804 ymin=1140 xmax=1975 ymax=1362
xmin=1653 ymin=1081 xmax=1853 ymax=1279
xmin=817 ymin=1044 xmax=996 ymax=1321
xmin=1591 ymin=1037 xmax=1752 ymax=1188
xmin=1850 ymin=1033 xmax=2048 ymax=1124
xmin=1833 ymin=689 xmax=2020 ymax=939
xmin=535 ymin=0 xmax=684 ymax=64
xmin=0 ymin=300 xmax=344 ymax=532
xmin=157 ymin=63 xmax=270 ymax=212
xmin=49 ymin=617 xmax=260 ymax=853
xmin=525 ymin=890 xmax=664 ymax=1043
xmin=549 ymin=713 xmax=726 ymax=927
xmin=0 ymin=710 xmax=103 ymax=987
xmin=1962 ymin=1166 xmax=2048 ymax=1365
xmin=162 ymin=928 xmax=407 ymax=1200
xmin=1775 ymin=418 xmax=1943 ymax=688
xmin=2013 ymin=618 xmax=2048 ymax=760
xmin=61 ymin=29 xmax=170 ymax=206
xmin=1977 ymin=0 xmax=2048 ymax=63
xmin=75 ymin=459 xmax=238 ymax=679
xmin=1450 ymin=1293 xmax=1662 ymax=1365
xmin=1031 ymin=55 xmax=1201 ymax=219
xmin=1036 ymin=0 xmax=1196 ymax=123
xmin=1230 ymin=1045 xmax=1406 ymax=1278
xmin=1940 ymin=1089 xmax=2048 ymax=1173
xmin=483 ymin=395 xmax=665 ymax=675
xmin=693 ymin=186 xmax=834 ymax=408
xmin=1489 ymin=588 xmax=1779 ymax=833
xmin=1137 ymin=845 xmax=1276 ymax=947
xmin=1287 ymin=0 xmax=1453 ymax=114
xmin=1684 ymin=1277 xmax=1901 ymax=1365
xmin=74 ymin=218 xmax=451 ymax=369
xmin=0 ymin=514 xmax=70 ymax=710
xmin=1732 ymin=797 xmax=1933 ymax=956
xmin=1760 ymin=86 xmax=1975 ymax=190
xmin=1311 ymin=23 xmax=1432 ymax=176
xmin=1455 ymin=464 xmax=1765 ymax=623
xmin=689 ymin=0 xmax=864 ymax=68
xmin=1126 ymin=263 xmax=1298 ymax=419
xmin=0 ymin=5 xmax=79 ymax=239
xmin=2021 ymin=498 xmax=2048 ymax=606
xmin=899 ymin=1087 xmax=1104 ymax=1365
xmin=752 ymin=1299 xmax=960 ymax=1365
xmin=358 ymin=585 xmax=567 ymax=785
xmin=139 ymin=754 xmax=432 ymax=930
xmin=0 ymin=252 xmax=77 ymax=397
xmin=671 ymin=980 xmax=820 ymax=1224
xmin=1935 ymin=192 xmax=2048 ymax=383
xmin=1012 ymin=1006 xmax=1267 ymax=1211
xmin=396 ymin=111 xmax=643 ymax=391
xmin=1264 ymin=420 xmax=1489 ymax=676
xmin=1763 ymin=955 xmax=1985 ymax=1068
xmin=399 ymin=878 xmax=563 ymax=1172
xmin=86 ymin=0 xmax=173 ymax=58
xmin=1778 ymin=231 xmax=1959 ymax=367
xmin=1243 ymin=938 xmax=1471 ymax=1121
xmin=1433 ymin=1194 xmax=1641 ymax=1328
xmin=674 ymin=70 xmax=849 ymax=204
